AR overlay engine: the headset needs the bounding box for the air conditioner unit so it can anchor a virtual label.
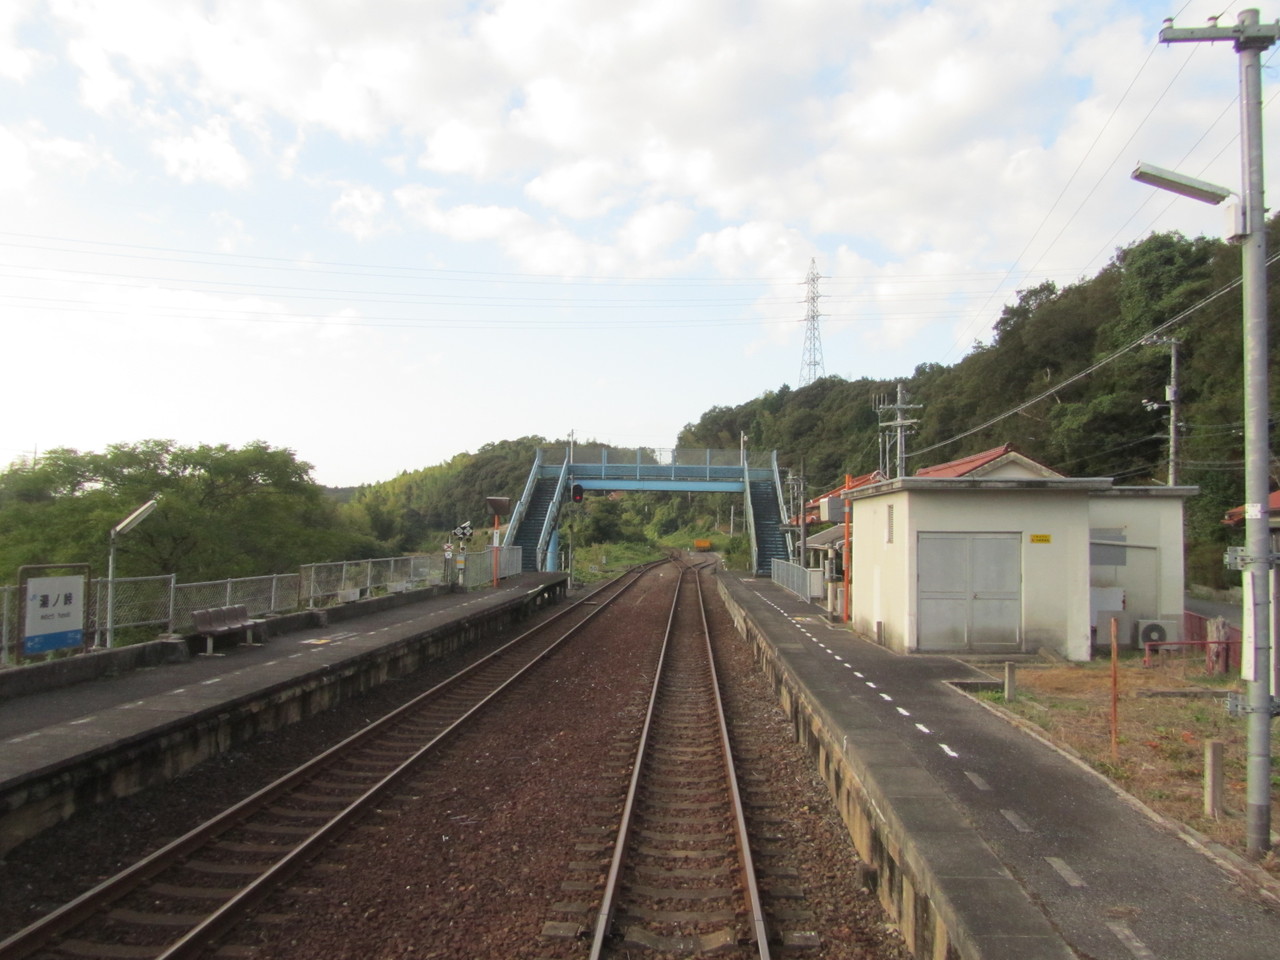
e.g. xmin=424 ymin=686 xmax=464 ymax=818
xmin=1136 ymin=619 xmax=1180 ymax=647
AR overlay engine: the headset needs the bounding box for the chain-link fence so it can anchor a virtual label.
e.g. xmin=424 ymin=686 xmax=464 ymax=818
xmin=458 ymin=546 xmax=523 ymax=590
xmin=300 ymin=556 xmax=443 ymax=607
xmin=1 ymin=551 xmax=501 ymax=664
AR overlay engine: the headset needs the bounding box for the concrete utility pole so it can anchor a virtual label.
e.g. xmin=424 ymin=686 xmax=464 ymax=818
xmin=798 ymin=258 xmax=825 ymax=388
xmin=1143 ymin=337 xmax=1181 ymax=485
xmin=1166 ymin=338 xmax=1180 ymax=486
xmin=1153 ymin=9 xmax=1278 ymax=859
xmin=875 ymin=383 xmax=921 ymax=479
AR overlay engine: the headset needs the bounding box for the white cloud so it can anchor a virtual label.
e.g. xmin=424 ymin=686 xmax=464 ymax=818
xmin=331 ymin=184 xmax=388 ymax=241
xmin=0 ymin=0 xmax=1259 ymax=485
xmin=210 ymin=211 xmax=250 ymax=253
xmin=153 ymin=116 xmax=250 ymax=187
xmin=0 ymin=0 xmax=44 ymax=82
xmin=525 ymin=157 xmax=621 ymax=219
xmin=618 ymin=202 xmax=694 ymax=260
xmin=0 ymin=126 xmax=34 ymax=193
xmin=420 ymin=119 xmax=498 ymax=177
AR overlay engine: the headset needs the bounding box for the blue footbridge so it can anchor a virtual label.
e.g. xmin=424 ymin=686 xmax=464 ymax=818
xmin=503 ymin=447 xmax=791 ymax=576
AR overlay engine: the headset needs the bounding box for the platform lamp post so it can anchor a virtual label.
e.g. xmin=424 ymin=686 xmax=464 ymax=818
xmin=1131 ymin=8 xmax=1280 ymax=859
xmin=105 ymin=498 xmax=158 ymax=649
xmin=486 ymin=497 xmax=510 ymax=590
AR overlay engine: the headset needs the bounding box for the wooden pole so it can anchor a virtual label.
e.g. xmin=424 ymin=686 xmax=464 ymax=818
xmin=1110 ymin=617 xmax=1120 ymax=766
xmin=1204 ymin=739 xmax=1225 ymax=819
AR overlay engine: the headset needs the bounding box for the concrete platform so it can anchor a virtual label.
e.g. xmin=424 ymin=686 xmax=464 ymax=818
xmin=0 ymin=573 xmax=567 ymax=855
xmin=716 ymin=572 xmax=1280 ymax=960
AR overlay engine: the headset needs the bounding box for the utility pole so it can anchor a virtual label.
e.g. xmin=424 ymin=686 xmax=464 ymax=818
xmin=799 ymin=258 xmax=825 ymax=388
xmin=1155 ymin=9 xmax=1278 ymax=859
xmin=1167 ymin=338 xmax=1180 ymax=486
xmin=1143 ymin=337 xmax=1181 ymax=485
xmin=787 ymin=469 xmax=808 ymax=563
xmin=875 ymin=383 xmax=921 ymax=479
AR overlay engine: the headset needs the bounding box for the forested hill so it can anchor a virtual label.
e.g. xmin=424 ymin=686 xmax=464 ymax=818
xmin=678 ymin=223 xmax=1280 ymax=587
xmin=340 ymin=224 xmax=1276 ymax=587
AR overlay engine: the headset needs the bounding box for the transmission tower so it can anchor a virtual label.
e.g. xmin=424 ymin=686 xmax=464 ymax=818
xmin=798 ymin=258 xmax=825 ymax=387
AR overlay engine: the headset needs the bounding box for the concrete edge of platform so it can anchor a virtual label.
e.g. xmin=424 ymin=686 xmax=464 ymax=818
xmin=0 ymin=576 xmax=568 ymax=856
xmin=715 ymin=573 xmax=1076 ymax=960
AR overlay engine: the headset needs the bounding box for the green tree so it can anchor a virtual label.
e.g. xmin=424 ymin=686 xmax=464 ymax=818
xmin=0 ymin=441 xmax=380 ymax=584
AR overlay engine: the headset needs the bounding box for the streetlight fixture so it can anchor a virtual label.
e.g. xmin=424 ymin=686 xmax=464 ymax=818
xmin=105 ymin=498 xmax=158 ymax=648
xmin=1130 ymin=162 xmax=1233 ymax=204
xmin=1131 ymin=9 xmax=1280 ymax=860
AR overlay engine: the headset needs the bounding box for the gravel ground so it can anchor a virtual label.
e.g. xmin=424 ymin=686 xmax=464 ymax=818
xmin=0 ymin=567 xmax=909 ymax=959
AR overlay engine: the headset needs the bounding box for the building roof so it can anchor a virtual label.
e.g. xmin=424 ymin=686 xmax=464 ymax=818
xmin=803 ymin=471 xmax=884 ymax=508
xmin=802 ymin=524 xmax=847 ymax=548
xmin=914 ymin=443 xmax=1062 ymax=480
xmin=791 ymin=470 xmax=885 ymax=524
xmin=1222 ymin=489 xmax=1280 ymax=526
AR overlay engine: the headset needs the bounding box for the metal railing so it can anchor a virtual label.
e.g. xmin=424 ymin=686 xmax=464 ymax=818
xmin=458 ymin=546 xmax=523 ymax=590
xmin=2 ymin=548 xmax=528 ymax=664
xmin=771 ymin=558 xmax=824 ymax=601
xmin=300 ymin=556 xmax=442 ymax=607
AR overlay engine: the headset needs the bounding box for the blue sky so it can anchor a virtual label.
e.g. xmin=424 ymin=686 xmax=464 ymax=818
xmin=0 ymin=1 xmax=1269 ymax=486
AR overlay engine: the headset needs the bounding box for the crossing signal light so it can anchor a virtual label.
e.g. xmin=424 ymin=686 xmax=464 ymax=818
xmin=571 ymin=483 xmax=584 ymax=502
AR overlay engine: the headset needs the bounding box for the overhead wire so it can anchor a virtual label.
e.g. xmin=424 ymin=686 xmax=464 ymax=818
xmin=906 ymin=248 xmax=1279 ymax=461
xmin=935 ymin=29 xmax=1184 ymax=362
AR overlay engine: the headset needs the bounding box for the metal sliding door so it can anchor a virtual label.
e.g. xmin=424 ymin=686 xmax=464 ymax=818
xmin=918 ymin=532 xmax=1021 ymax=652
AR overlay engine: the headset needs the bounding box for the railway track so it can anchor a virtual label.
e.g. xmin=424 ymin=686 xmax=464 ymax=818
xmin=586 ymin=560 xmax=771 ymax=959
xmin=0 ymin=567 xmax=654 ymax=960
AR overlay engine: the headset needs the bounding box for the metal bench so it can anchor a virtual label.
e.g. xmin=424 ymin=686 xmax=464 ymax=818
xmin=191 ymin=604 xmax=262 ymax=655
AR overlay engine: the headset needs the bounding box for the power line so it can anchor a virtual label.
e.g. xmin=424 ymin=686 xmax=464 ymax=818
xmin=908 ymin=250 xmax=1276 ymax=461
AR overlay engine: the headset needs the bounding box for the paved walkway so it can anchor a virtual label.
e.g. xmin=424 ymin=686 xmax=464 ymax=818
xmin=724 ymin=574 xmax=1280 ymax=960
xmin=0 ymin=575 xmax=563 ymax=782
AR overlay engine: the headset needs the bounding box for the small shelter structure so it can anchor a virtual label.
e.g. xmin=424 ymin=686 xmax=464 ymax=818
xmin=837 ymin=445 xmax=1194 ymax=661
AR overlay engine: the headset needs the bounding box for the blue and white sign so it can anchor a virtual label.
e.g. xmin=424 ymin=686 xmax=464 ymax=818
xmin=24 ymin=575 xmax=86 ymax=654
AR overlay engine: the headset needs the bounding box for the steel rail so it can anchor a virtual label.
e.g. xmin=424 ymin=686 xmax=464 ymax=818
xmin=588 ymin=558 xmax=771 ymax=959
xmin=587 ymin=564 xmax=684 ymax=960
xmin=693 ymin=564 xmax=772 ymax=960
xmin=0 ymin=565 xmax=652 ymax=960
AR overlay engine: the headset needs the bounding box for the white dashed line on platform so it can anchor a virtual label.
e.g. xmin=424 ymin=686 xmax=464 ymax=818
xmin=1046 ymin=857 xmax=1086 ymax=888
xmin=1001 ymin=809 xmax=1033 ymax=832
xmin=1106 ymin=921 xmax=1157 ymax=959
xmin=915 ymin=723 xmax=932 ymax=734
xmin=964 ymin=771 xmax=992 ymax=791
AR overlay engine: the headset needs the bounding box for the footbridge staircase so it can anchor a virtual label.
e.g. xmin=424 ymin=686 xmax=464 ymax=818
xmin=503 ymin=447 xmax=792 ymax=576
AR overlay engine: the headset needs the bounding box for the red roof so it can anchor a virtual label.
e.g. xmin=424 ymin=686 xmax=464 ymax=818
xmin=915 ymin=444 xmax=1016 ymax=478
xmin=790 ymin=470 xmax=885 ymax=525
xmin=802 ymin=471 xmax=884 ymax=508
xmin=1222 ymin=489 xmax=1280 ymax=526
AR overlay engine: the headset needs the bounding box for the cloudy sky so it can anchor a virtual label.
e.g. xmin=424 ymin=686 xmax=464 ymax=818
xmin=0 ymin=0 xmax=1269 ymax=487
